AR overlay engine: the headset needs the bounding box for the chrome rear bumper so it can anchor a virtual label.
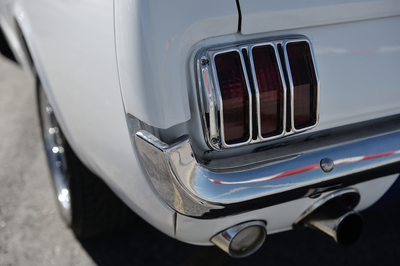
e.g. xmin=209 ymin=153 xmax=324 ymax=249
xmin=135 ymin=126 xmax=400 ymax=219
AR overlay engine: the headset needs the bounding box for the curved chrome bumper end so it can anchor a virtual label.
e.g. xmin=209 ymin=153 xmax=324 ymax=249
xmin=135 ymin=130 xmax=400 ymax=219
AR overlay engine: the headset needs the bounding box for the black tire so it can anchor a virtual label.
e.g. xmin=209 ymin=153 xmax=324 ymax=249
xmin=65 ymin=140 xmax=137 ymax=238
xmin=37 ymin=81 xmax=136 ymax=238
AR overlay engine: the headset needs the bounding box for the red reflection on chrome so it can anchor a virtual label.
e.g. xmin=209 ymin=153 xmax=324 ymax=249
xmin=204 ymin=150 xmax=400 ymax=185
xmin=287 ymin=42 xmax=317 ymax=129
xmin=215 ymin=51 xmax=250 ymax=144
xmin=252 ymin=45 xmax=283 ymax=137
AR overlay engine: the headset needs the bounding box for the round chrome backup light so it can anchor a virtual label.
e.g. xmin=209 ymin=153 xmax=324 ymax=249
xmin=211 ymin=221 xmax=267 ymax=258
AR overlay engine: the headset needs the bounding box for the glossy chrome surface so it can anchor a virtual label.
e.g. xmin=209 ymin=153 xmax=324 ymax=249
xmin=294 ymin=188 xmax=360 ymax=225
xmin=210 ymin=221 xmax=266 ymax=258
xmin=135 ymin=130 xmax=223 ymax=216
xmin=320 ymin=157 xmax=334 ymax=173
xmin=294 ymin=188 xmax=363 ymax=246
xmin=282 ymin=38 xmax=320 ymax=133
xmin=196 ymin=36 xmax=319 ymax=150
xmin=199 ymin=62 xmax=219 ymax=144
xmin=135 ymin=126 xmax=400 ymax=218
xmin=39 ymin=87 xmax=71 ymax=225
xmin=307 ymin=210 xmax=363 ymax=246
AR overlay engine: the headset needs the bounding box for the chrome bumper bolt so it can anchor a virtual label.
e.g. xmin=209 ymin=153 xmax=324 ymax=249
xmin=320 ymin=157 xmax=334 ymax=173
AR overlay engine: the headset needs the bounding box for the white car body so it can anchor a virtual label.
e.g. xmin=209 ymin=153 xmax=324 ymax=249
xmin=1 ymin=0 xmax=400 ymax=253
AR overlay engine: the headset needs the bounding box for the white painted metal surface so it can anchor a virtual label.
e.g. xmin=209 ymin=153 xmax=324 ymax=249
xmin=269 ymin=16 xmax=400 ymax=133
xmin=238 ymin=0 xmax=400 ymax=35
xmin=176 ymin=174 xmax=398 ymax=246
xmin=115 ymin=0 xmax=238 ymax=129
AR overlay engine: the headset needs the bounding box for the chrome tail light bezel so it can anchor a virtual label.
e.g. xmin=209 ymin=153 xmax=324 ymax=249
xmin=196 ymin=36 xmax=320 ymax=150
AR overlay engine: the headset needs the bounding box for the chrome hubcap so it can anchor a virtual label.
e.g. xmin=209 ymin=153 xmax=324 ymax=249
xmin=39 ymin=88 xmax=72 ymax=224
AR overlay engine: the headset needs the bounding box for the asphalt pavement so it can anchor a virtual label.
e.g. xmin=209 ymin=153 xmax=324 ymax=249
xmin=1 ymin=54 xmax=400 ymax=266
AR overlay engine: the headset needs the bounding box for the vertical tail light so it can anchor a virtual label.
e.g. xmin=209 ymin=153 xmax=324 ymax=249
xmin=251 ymin=45 xmax=285 ymax=138
xmin=285 ymin=41 xmax=318 ymax=130
xmin=214 ymin=51 xmax=251 ymax=145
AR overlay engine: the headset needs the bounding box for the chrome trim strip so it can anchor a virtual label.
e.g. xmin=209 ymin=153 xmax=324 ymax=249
xmin=211 ymin=49 xmax=253 ymax=148
xmin=282 ymin=38 xmax=320 ymax=133
xmin=196 ymin=52 xmax=219 ymax=150
xmin=39 ymin=87 xmax=71 ymax=225
xmin=135 ymin=129 xmax=400 ymax=218
xmin=201 ymin=63 xmax=219 ymax=144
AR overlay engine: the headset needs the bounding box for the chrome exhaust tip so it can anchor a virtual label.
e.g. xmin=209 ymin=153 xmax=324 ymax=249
xmin=294 ymin=188 xmax=363 ymax=246
xmin=306 ymin=209 xmax=363 ymax=246
xmin=211 ymin=221 xmax=267 ymax=258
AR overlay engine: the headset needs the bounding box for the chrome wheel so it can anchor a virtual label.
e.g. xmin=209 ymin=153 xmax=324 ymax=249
xmin=39 ymin=87 xmax=71 ymax=224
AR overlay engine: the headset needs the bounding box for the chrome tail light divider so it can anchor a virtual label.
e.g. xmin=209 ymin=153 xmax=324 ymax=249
xmin=196 ymin=36 xmax=320 ymax=150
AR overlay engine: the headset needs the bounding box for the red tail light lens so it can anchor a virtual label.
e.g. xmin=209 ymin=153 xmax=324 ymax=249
xmin=287 ymin=42 xmax=318 ymax=130
xmin=252 ymin=45 xmax=284 ymax=138
xmin=215 ymin=51 xmax=250 ymax=145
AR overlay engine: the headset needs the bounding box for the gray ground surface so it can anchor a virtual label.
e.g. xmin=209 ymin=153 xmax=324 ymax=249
xmin=1 ymin=54 xmax=400 ymax=266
